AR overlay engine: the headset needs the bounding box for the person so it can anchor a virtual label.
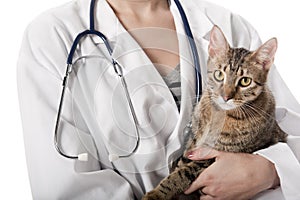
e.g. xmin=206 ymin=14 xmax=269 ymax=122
xmin=17 ymin=0 xmax=300 ymax=199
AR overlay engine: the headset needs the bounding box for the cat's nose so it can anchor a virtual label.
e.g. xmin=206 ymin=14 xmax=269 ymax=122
xmin=223 ymin=86 xmax=235 ymax=102
xmin=222 ymin=95 xmax=233 ymax=102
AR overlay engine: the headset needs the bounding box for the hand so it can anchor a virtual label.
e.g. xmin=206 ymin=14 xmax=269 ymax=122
xmin=184 ymin=148 xmax=280 ymax=200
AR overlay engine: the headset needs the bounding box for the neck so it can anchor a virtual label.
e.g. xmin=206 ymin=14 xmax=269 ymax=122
xmin=106 ymin=0 xmax=169 ymax=17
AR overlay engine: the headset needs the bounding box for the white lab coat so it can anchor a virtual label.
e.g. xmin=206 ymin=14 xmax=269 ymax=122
xmin=17 ymin=0 xmax=300 ymax=199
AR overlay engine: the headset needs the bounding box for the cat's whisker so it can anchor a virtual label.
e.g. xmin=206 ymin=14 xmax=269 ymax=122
xmin=238 ymin=106 xmax=248 ymax=120
xmin=243 ymin=104 xmax=268 ymax=122
xmin=244 ymin=103 xmax=275 ymax=120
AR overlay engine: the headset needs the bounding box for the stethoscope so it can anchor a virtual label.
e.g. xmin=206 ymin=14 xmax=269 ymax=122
xmin=54 ymin=0 xmax=202 ymax=162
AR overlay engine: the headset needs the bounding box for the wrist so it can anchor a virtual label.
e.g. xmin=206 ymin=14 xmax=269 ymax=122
xmin=255 ymin=154 xmax=280 ymax=190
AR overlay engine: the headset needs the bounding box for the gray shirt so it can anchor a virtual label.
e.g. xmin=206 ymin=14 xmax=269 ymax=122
xmin=162 ymin=64 xmax=181 ymax=111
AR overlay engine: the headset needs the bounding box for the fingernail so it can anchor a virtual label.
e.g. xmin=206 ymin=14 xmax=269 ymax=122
xmin=186 ymin=151 xmax=194 ymax=158
xmin=186 ymin=148 xmax=211 ymax=159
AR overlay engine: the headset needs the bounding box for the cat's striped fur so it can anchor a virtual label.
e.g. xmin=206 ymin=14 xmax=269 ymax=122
xmin=143 ymin=26 xmax=287 ymax=200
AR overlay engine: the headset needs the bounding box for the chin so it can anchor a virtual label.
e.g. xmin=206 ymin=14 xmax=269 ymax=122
xmin=214 ymin=97 xmax=238 ymax=111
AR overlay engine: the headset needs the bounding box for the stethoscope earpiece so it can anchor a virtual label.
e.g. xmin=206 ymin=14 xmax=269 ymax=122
xmin=78 ymin=153 xmax=89 ymax=162
xmin=108 ymin=154 xmax=120 ymax=162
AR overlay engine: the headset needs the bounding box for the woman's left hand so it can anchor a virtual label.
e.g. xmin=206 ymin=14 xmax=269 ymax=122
xmin=184 ymin=148 xmax=280 ymax=200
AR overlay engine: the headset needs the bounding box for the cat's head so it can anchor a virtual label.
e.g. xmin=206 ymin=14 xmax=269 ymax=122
xmin=206 ymin=25 xmax=277 ymax=110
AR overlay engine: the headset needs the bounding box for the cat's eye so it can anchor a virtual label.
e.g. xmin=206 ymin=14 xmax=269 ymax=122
xmin=214 ymin=70 xmax=224 ymax=82
xmin=239 ymin=77 xmax=252 ymax=87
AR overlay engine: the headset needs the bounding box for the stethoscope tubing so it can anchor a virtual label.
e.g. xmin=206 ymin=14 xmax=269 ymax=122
xmin=173 ymin=0 xmax=202 ymax=103
xmin=67 ymin=29 xmax=113 ymax=64
xmin=54 ymin=64 xmax=78 ymax=159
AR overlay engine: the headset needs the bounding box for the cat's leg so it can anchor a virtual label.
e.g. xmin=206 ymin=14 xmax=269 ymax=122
xmin=142 ymin=159 xmax=214 ymax=200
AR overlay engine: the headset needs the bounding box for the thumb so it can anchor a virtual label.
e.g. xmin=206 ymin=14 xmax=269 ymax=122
xmin=185 ymin=147 xmax=219 ymax=160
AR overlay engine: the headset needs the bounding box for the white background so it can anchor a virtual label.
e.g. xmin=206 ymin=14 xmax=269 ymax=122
xmin=0 ymin=0 xmax=299 ymax=199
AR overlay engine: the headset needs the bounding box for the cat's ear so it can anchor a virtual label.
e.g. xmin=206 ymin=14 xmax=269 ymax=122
xmin=252 ymin=38 xmax=277 ymax=71
xmin=208 ymin=25 xmax=229 ymax=58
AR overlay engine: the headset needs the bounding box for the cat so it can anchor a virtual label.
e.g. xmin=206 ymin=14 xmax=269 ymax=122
xmin=142 ymin=25 xmax=287 ymax=200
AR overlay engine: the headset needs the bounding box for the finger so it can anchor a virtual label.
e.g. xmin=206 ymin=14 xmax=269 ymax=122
xmin=186 ymin=147 xmax=220 ymax=160
xmin=184 ymin=180 xmax=202 ymax=194
xmin=184 ymin=173 xmax=206 ymax=194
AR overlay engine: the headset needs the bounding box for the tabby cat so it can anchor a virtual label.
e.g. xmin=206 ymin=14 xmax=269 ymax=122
xmin=143 ymin=25 xmax=287 ymax=200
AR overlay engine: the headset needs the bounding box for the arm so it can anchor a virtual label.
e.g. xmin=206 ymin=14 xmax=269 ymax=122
xmin=17 ymin=19 xmax=134 ymax=200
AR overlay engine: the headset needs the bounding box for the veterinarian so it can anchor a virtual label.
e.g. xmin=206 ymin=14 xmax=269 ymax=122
xmin=17 ymin=0 xmax=300 ymax=199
